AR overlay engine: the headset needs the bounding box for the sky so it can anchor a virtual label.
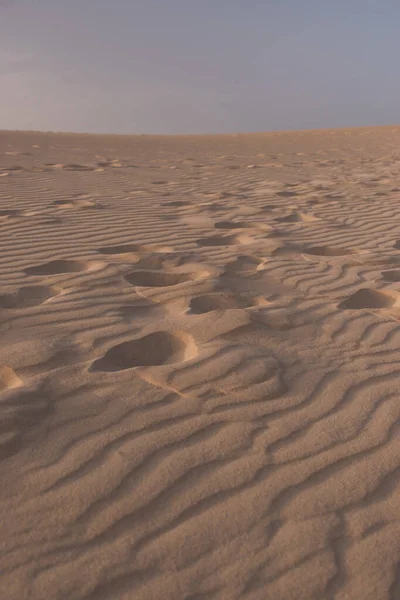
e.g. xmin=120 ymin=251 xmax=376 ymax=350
xmin=1 ymin=0 xmax=400 ymax=134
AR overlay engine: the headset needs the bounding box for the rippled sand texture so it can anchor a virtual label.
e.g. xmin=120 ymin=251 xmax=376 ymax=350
xmin=2 ymin=127 xmax=400 ymax=600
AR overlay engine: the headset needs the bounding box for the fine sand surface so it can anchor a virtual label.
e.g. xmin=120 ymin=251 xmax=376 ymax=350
xmin=1 ymin=127 xmax=400 ymax=599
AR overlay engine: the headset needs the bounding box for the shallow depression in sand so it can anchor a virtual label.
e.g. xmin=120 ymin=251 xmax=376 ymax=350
xmin=197 ymin=234 xmax=251 ymax=247
xmin=0 ymin=209 xmax=22 ymax=219
xmin=0 ymin=285 xmax=58 ymax=309
xmin=214 ymin=221 xmax=248 ymax=230
xmin=275 ymin=211 xmax=320 ymax=223
xmin=124 ymin=269 xmax=189 ymax=287
xmin=339 ymin=288 xmax=398 ymax=309
xmin=98 ymin=243 xmax=172 ymax=254
xmin=91 ymin=331 xmax=197 ymax=371
xmin=189 ymin=294 xmax=248 ymax=314
xmin=304 ymin=245 xmax=357 ymax=257
xmin=53 ymin=199 xmax=98 ymax=209
xmin=24 ymin=259 xmax=104 ymax=276
xmin=382 ymin=270 xmax=400 ymax=282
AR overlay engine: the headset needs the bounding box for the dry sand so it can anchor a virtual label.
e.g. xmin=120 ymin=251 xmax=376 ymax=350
xmin=1 ymin=127 xmax=400 ymax=599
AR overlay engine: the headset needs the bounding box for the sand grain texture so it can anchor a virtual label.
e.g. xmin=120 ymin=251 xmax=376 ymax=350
xmin=1 ymin=127 xmax=400 ymax=599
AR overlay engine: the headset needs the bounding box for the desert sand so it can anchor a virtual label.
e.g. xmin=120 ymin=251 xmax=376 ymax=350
xmin=1 ymin=127 xmax=400 ymax=599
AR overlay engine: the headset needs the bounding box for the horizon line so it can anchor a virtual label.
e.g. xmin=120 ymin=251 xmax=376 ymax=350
xmin=1 ymin=123 xmax=400 ymax=138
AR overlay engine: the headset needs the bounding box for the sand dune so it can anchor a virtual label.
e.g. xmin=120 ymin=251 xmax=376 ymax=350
xmin=1 ymin=127 xmax=400 ymax=599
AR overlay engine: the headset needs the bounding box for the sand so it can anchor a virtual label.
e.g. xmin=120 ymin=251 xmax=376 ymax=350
xmin=1 ymin=127 xmax=400 ymax=599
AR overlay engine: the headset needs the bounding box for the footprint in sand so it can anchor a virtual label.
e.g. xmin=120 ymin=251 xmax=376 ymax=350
xmin=0 ymin=209 xmax=25 ymax=220
xmin=382 ymin=270 xmax=400 ymax=282
xmin=62 ymin=164 xmax=96 ymax=172
xmin=274 ymin=212 xmax=320 ymax=224
xmin=96 ymin=159 xmax=124 ymax=168
xmin=162 ymin=201 xmax=191 ymax=208
xmin=24 ymin=259 xmax=105 ymax=276
xmin=0 ymin=285 xmax=59 ymax=309
xmin=214 ymin=220 xmax=272 ymax=233
xmin=303 ymin=246 xmax=358 ymax=257
xmin=200 ymin=202 xmax=226 ymax=212
xmin=276 ymin=190 xmax=299 ymax=197
xmin=339 ymin=288 xmax=398 ymax=309
xmin=91 ymin=331 xmax=197 ymax=371
xmin=98 ymin=243 xmax=173 ymax=255
xmin=116 ymin=300 xmax=166 ymax=321
xmin=6 ymin=166 xmax=24 ymax=173
xmin=189 ymin=293 xmax=251 ymax=314
xmin=223 ymin=255 xmax=266 ymax=275
xmin=71 ymin=193 xmax=92 ymax=199
xmin=214 ymin=221 xmax=249 ymax=230
xmin=53 ymin=199 xmax=101 ymax=210
xmin=196 ymin=234 xmax=253 ymax=247
xmin=124 ymin=270 xmax=189 ymax=288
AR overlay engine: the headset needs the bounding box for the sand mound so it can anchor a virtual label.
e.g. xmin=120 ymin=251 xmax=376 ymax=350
xmin=0 ymin=366 xmax=22 ymax=391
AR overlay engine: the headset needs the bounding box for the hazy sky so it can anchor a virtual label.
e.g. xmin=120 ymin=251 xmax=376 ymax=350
xmin=1 ymin=0 xmax=400 ymax=134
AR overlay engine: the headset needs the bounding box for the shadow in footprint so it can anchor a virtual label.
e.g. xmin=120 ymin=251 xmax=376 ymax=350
xmin=339 ymin=288 xmax=397 ymax=309
xmin=117 ymin=302 xmax=165 ymax=320
xmin=214 ymin=221 xmax=247 ymax=230
xmin=91 ymin=331 xmax=196 ymax=371
xmin=224 ymin=255 xmax=265 ymax=275
xmin=162 ymin=201 xmax=189 ymax=208
xmin=276 ymin=190 xmax=298 ymax=197
xmin=0 ymin=286 xmax=58 ymax=309
xmin=125 ymin=270 xmax=188 ymax=287
xmin=53 ymin=199 xmax=100 ymax=209
xmin=197 ymin=234 xmax=250 ymax=247
xmin=304 ymin=246 xmax=357 ymax=257
xmin=382 ymin=270 xmax=400 ymax=282
xmin=25 ymin=259 xmax=103 ymax=276
xmin=190 ymin=294 xmax=248 ymax=314
xmin=62 ymin=164 xmax=96 ymax=172
xmin=0 ymin=209 xmax=23 ymax=219
xmin=99 ymin=244 xmax=172 ymax=254
xmin=274 ymin=212 xmax=320 ymax=224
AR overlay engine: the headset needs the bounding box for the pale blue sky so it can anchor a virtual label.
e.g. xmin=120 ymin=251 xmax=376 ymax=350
xmin=1 ymin=1 xmax=399 ymax=134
